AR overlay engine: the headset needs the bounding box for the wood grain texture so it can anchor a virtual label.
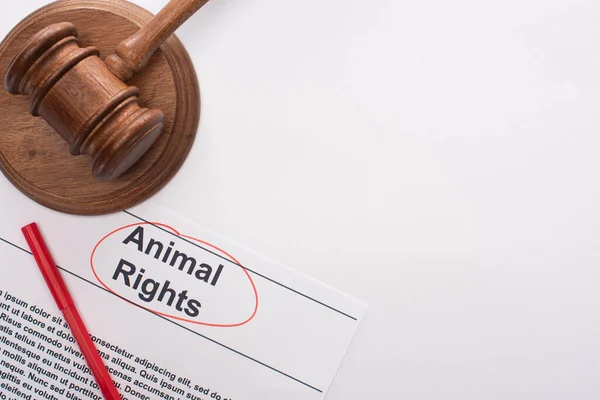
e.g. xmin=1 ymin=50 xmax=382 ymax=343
xmin=105 ymin=0 xmax=210 ymax=81
xmin=6 ymin=22 xmax=166 ymax=180
xmin=0 ymin=0 xmax=200 ymax=215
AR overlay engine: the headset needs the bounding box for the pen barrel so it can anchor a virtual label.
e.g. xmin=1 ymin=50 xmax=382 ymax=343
xmin=22 ymin=223 xmax=74 ymax=309
xmin=63 ymin=306 xmax=121 ymax=400
xmin=21 ymin=222 xmax=121 ymax=400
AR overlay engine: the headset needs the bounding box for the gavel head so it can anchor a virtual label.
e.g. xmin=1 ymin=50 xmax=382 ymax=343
xmin=5 ymin=22 xmax=164 ymax=181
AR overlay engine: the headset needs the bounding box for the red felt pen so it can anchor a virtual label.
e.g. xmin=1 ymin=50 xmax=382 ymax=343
xmin=22 ymin=223 xmax=120 ymax=400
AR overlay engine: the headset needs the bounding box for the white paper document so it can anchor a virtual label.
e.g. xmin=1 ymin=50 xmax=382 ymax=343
xmin=0 ymin=182 xmax=367 ymax=400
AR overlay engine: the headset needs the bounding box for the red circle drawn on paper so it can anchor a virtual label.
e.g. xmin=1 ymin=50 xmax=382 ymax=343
xmin=90 ymin=222 xmax=259 ymax=327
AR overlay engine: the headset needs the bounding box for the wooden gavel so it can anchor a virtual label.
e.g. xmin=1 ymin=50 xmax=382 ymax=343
xmin=5 ymin=0 xmax=209 ymax=180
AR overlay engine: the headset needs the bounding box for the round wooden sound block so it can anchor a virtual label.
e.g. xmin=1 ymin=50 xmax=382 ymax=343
xmin=0 ymin=0 xmax=200 ymax=215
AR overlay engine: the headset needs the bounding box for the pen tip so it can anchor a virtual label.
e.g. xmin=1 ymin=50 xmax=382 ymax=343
xmin=21 ymin=222 xmax=38 ymax=234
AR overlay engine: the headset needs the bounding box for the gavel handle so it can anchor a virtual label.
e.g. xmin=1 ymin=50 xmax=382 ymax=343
xmin=106 ymin=0 xmax=210 ymax=81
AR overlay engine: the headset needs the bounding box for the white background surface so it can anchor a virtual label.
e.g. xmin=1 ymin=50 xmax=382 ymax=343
xmin=3 ymin=1 xmax=600 ymax=399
